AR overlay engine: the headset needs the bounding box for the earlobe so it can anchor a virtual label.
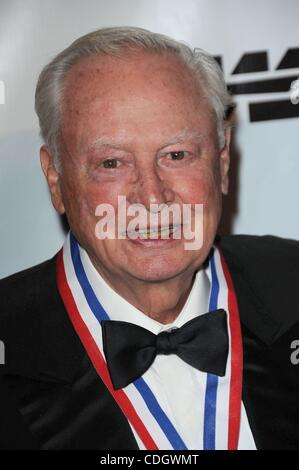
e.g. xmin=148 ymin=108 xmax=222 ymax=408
xmin=220 ymin=127 xmax=231 ymax=195
xmin=40 ymin=145 xmax=65 ymax=214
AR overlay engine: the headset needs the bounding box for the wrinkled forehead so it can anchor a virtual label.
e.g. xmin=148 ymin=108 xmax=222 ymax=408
xmin=60 ymin=51 xmax=216 ymax=156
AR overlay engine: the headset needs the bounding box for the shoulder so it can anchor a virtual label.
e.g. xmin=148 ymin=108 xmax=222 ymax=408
xmin=0 ymin=256 xmax=59 ymax=377
xmin=0 ymin=257 xmax=57 ymax=330
xmin=0 ymin=254 xmax=85 ymax=382
xmin=218 ymin=233 xmax=299 ymax=262
xmin=217 ymin=234 xmax=299 ymax=340
xmin=0 ymin=256 xmax=56 ymax=287
xmin=0 ymin=256 xmax=56 ymax=290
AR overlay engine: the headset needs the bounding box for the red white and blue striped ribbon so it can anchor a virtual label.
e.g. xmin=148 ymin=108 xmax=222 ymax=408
xmin=56 ymin=232 xmax=242 ymax=450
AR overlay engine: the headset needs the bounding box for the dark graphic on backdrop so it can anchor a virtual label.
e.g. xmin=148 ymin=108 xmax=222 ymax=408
xmin=198 ymin=47 xmax=299 ymax=122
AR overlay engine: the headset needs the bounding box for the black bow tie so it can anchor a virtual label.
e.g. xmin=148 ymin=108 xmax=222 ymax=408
xmin=101 ymin=309 xmax=228 ymax=390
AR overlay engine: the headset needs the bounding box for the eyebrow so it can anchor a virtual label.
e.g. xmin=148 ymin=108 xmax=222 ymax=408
xmin=85 ymin=129 xmax=203 ymax=153
xmin=158 ymin=129 xmax=203 ymax=147
xmin=86 ymin=137 xmax=127 ymax=152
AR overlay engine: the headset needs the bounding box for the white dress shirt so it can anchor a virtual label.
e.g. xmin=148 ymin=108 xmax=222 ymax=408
xmin=79 ymin=245 xmax=256 ymax=450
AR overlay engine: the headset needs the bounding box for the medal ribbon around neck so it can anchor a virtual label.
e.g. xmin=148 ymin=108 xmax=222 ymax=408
xmin=56 ymin=232 xmax=242 ymax=450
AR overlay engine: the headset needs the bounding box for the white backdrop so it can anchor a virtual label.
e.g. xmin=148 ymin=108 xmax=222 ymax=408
xmin=1 ymin=0 xmax=298 ymax=278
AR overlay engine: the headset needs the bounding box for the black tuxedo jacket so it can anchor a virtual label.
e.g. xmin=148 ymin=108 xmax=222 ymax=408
xmin=1 ymin=235 xmax=299 ymax=450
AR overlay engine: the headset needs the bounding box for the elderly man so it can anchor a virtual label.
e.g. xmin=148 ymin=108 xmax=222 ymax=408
xmin=1 ymin=27 xmax=299 ymax=451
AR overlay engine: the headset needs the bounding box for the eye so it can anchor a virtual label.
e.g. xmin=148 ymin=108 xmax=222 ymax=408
xmin=101 ymin=158 xmax=120 ymax=169
xmin=168 ymin=151 xmax=188 ymax=160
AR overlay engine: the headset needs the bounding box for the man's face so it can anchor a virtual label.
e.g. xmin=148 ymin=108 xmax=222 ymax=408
xmin=42 ymin=51 xmax=230 ymax=284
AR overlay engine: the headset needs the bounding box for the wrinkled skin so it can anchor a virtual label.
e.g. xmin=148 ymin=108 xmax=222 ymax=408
xmin=41 ymin=51 xmax=230 ymax=322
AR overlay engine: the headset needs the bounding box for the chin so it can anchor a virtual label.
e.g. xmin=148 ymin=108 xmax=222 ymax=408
xmin=125 ymin=255 xmax=197 ymax=283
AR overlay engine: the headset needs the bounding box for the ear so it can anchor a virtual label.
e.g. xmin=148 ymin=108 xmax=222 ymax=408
xmin=219 ymin=127 xmax=231 ymax=195
xmin=40 ymin=145 xmax=65 ymax=214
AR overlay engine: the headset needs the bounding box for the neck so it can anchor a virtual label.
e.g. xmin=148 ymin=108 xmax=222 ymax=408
xmin=89 ymin=257 xmax=196 ymax=324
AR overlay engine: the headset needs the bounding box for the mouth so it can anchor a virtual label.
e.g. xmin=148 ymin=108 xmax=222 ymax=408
xmin=126 ymin=224 xmax=182 ymax=239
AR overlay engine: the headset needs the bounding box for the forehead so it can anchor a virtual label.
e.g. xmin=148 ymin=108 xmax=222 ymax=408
xmin=61 ymin=51 xmax=216 ymax=152
xmin=65 ymin=49 xmax=199 ymax=88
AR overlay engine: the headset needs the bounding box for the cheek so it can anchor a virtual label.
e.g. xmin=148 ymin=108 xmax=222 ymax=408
xmin=175 ymin=168 xmax=220 ymax=205
xmin=60 ymin=179 xmax=94 ymax=228
xmin=63 ymin=177 xmax=124 ymax=219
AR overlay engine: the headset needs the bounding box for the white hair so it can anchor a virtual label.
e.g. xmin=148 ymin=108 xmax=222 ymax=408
xmin=35 ymin=26 xmax=233 ymax=170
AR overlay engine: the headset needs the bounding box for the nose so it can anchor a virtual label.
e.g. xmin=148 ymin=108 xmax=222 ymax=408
xmin=129 ymin=160 xmax=175 ymax=210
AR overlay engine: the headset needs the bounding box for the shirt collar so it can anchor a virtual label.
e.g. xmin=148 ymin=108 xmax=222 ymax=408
xmin=79 ymin=244 xmax=211 ymax=335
